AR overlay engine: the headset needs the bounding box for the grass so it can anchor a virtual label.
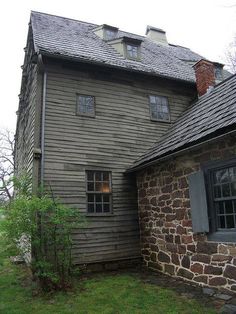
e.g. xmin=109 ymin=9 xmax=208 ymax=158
xmin=0 ymin=215 xmax=216 ymax=314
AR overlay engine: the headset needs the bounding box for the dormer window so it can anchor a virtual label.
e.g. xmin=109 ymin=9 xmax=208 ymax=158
xmin=108 ymin=36 xmax=142 ymax=61
xmin=93 ymin=24 xmax=118 ymax=41
xmin=126 ymin=44 xmax=139 ymax=60
xmin=104 ymin=28 xmax=117 ymax=41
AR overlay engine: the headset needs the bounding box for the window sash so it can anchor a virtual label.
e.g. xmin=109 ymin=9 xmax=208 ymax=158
xmin=126 ymin=44 xmax=139 ymax=60
xmin=76 ymin=95 xmax=95 ymax=116
xmin=86 ymin=171 xmax=112 ymax=214
xmin=207 ymin=162 xmax=236 ymax=231
xmin=104 ymin=29 xmax=116 ymax=40
xmin=149 ymin=95 xmax=170 ymax=121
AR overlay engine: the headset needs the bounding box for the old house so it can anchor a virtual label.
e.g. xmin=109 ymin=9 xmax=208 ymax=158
xmin=15 ymin=11 xmax=235 ymax=291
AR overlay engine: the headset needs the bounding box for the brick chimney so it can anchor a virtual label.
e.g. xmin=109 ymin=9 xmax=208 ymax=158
xmin=193 ymin=59 xmax=215 ymax=96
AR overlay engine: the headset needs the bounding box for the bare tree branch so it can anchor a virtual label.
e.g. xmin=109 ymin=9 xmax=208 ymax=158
xmin=0 ymin=128 xmax=14 ymax=205
xmin=224 ymin=35 xmax=236 ymax=74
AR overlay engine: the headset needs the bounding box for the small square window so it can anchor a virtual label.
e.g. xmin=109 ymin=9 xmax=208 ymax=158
xmin=126 ymin=44 xmax=139 ymax=60
xmin=76 ymin=95 xmax=95 ymax=117
xmin=149 ymin=95 xmax=170 ymax=122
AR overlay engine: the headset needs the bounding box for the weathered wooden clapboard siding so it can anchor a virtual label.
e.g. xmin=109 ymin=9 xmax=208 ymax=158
xmin=43 ymin=61 xmax=196 ymax=264
xmin=15 ymin=63 xmax=37 ymax=182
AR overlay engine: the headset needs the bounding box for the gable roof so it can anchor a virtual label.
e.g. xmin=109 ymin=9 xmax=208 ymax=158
xmin=30 ymin=11 xmax=204 ymax=84
xmin=128 ymin=74 xmax=236 ymax=172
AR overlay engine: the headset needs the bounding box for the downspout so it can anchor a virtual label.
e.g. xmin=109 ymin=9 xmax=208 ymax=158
xmin=41 ymin=71 xmax=47 ymax=186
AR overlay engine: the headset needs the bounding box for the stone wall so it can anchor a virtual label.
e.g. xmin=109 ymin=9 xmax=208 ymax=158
xmin=137 ymin=134 xmax=236 ymax=292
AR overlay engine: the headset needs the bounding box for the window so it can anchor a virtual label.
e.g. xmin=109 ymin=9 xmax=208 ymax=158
xmin=126 ymin=44 xmax=139 ymax=60
xmin=188 ymin=159 xmax=236 ymax=242
xmin=76 ymin=95 xmax=95 ymax=117
xmin=86 ymin=171 xmax=112 ymax=214
xmin=209 ymin=165 xmax=236 ymax=230
xmin=149 ymin=95 xmax=170 ymax=122
xmin=104 ymin=29 xmax=117 ymax=41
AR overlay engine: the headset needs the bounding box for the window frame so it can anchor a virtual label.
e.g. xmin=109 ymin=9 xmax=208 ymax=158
xmin=76 ymin=94 xmax=95 ymax=118
xmin=104 ymin=28 xmax=117 ymax=41
xmin=85 ymin=170 xmax=113 ymax=216
xmin=148 ymin=95 xmax=171 ymax=123
xmin=124 ymin=42 xmax=141 ymax=61
xmin=203 ymin=157 xmax=236 ymax=242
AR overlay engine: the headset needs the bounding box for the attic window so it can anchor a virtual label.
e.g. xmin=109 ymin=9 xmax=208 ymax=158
xmin=93 ymin=24 xmax=118 ymax=41
xmin=126 ymin=44 xmax=139 ymax=60
xmin=104 ymin=29 xmax=117 ymax=41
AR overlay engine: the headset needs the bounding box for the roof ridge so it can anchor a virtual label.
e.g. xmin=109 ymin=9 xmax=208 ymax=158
xmin=31 ymin=10 xmax=147 ymax=41
xmin=30 ymin=10 xmax=200 ymax=55
xmin=31 ymin=10 xmax=98 ymax=27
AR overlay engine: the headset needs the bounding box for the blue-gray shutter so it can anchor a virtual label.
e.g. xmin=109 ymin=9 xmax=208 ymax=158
xmin=188 ymin=171 xmax=209 ymax=233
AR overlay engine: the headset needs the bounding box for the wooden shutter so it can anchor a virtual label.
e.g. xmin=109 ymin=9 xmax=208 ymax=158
xmin=188 ymin=171 xmax=209 ymax=233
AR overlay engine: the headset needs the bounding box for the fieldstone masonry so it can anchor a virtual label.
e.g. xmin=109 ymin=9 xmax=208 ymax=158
xmin=137 ymin=135 xmax=236 ymax=292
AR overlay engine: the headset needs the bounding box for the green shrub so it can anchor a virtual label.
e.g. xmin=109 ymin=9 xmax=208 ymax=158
xmin=1 ymin=176 xmax=83 ymax=291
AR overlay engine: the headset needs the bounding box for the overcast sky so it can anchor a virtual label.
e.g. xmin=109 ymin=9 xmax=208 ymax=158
xmin=0 ymin=0 xmax=235 ymax=131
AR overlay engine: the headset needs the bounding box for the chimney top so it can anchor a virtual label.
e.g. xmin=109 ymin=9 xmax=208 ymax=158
xmin=146 ymin=25 xmax=168 ymax=45
xmin=193 ymin=59 xmax=216 ymax=97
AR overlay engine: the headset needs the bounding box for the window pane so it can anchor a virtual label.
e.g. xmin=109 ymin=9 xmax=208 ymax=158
xmin=87 ymin=182 xmax=94 ymax=191
xmin=95 ymin=182 xmax=102 ymax=192
xmin=218 ymin=215 xmax=226 ymax=228
xmin=225 ymin=200 xmax=233 ymax=214
xmin=95 ymin=194 xmax=102 ymax=203
xmin=95 ymin=172 xmax=102 ymax=181
xmin=162 ymin=113 xmax=170 ymax=121
xmin=162 ymin=104 xmax=169 ymax=113
xmin=105 ymin=29 xmax=116 ymax=40
xmin=214 ymin=169 xmax=229 ymax=183
xmin=103 ymin=203 xmax=110 ymax=212
xmin=234 ymin=200 xmax=236 ymax=213
xmin=229 ymin=167 xmax=236 ymax=182
xmin=151 ymin=110 xmax=158 ymax=120
xmin=96 ymin=203 xmax=102 ymax=213
xmin=87 ymin=194 xmax=94 ymax=202
xmin=149 ymin=96 xmax=156 ymax=104
xmin=88 ymin=203 xmax=94 ymax=213
xmin=216 ymin=201 xmax=224 ymax=215
xmin=102 ymin=182 xmax=110 ymax=193
xmin=87 ymin=171 xmax=94 ymax=181
xmin=103 ymin=195 xmax=110 ymax=203
xmin=214 ymin=185 xmax=221 ymax=198
xmin=103 ymin=172 xmax=109 ymax=181
xmin=126 ymin=44 xmax=138 ymax=59
xmin=222 ymin=183 xmax=230 ymax=197
xmin=155 ymin=96 xmax=161 ymax=105
xmin=231 ymin=182 xmax=236 ymax=196
xmin=226 ymin=215 xmax=235 ymax=228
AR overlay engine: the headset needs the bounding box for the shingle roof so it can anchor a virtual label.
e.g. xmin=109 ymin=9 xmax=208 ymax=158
xmin=129 ymin=74 xmax=236 ymax=171
xmin=31 ymin=11 xmax=204 ymax=83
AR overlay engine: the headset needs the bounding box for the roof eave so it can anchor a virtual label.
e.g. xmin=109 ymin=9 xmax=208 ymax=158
xmin=38 ymin=49 xmax=196 ymax=86
xmin=126 ymin=126 xmax=236 ymax=174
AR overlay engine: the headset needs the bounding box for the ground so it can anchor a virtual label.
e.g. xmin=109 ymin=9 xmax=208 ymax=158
xmin=0 ymin=215 xmax=223 ymax=314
